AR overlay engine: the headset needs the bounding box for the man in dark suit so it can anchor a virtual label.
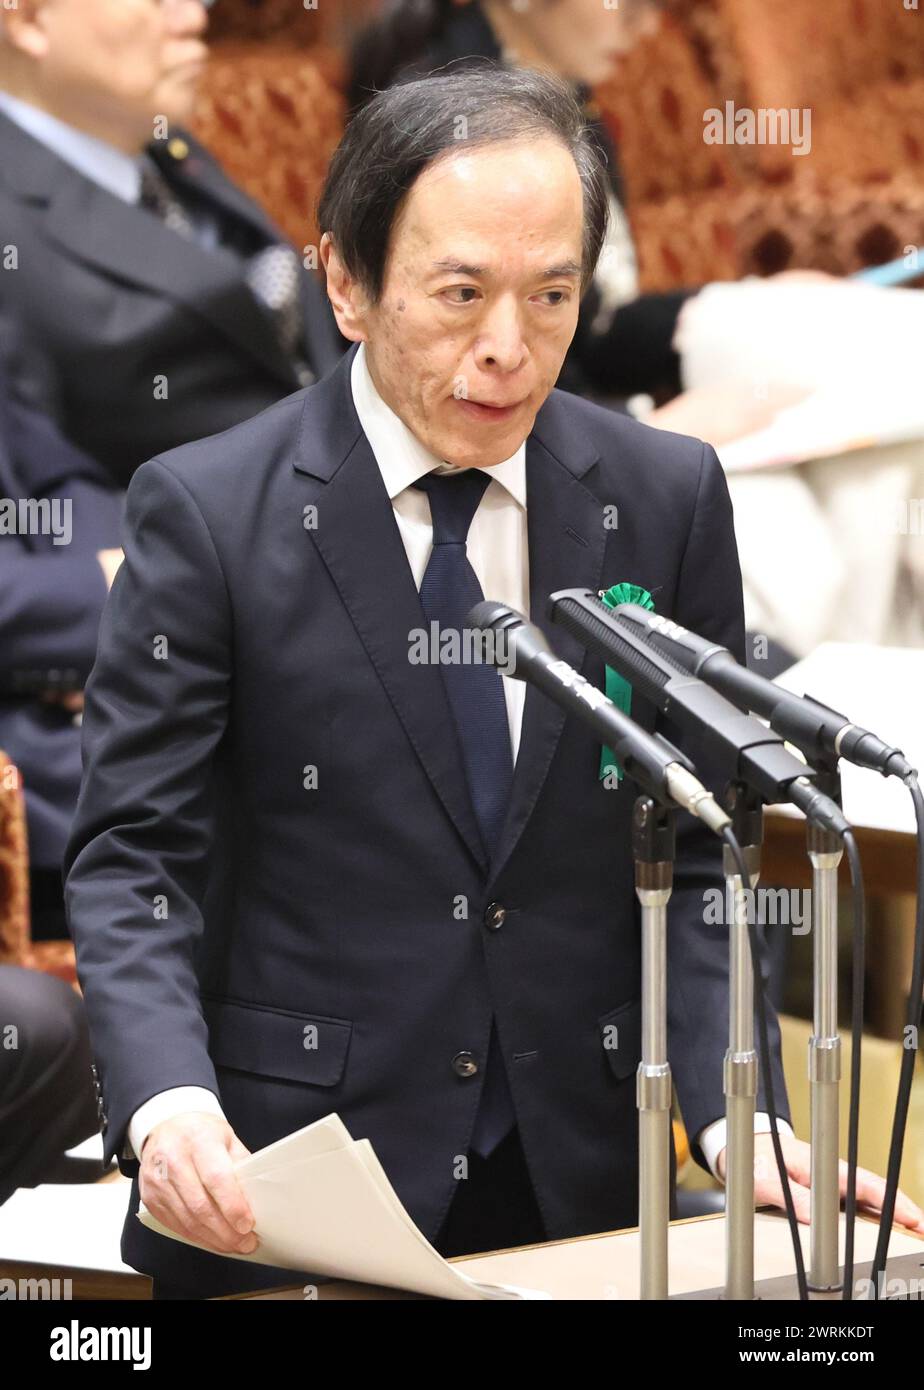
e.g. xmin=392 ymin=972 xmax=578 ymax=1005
xmin=0 ymin=310 xmax=122 ymax=922
xmin=0 ymin=0 xmax=343 ymax=485
xmin=63 ymin=68 xmax=923 ymax=1300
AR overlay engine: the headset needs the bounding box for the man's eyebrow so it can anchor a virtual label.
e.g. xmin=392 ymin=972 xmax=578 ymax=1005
xmin=541 ymin=261 xmax=582 ymax=279
xmin=429 ymin=258 xmax=582 ymax=279
xmin=430 ymin=259 xmax=488 ymax=276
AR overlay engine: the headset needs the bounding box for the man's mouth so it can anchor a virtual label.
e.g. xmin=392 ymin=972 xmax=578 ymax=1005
xmin=167 ymin=43 xmax=210 ymax=74
xmin=454 ymin=397 xmax=523 ymax=423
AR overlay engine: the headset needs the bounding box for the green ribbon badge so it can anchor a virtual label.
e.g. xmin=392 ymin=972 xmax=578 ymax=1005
xmin=598 ymin=582 xmax=656 ymax=783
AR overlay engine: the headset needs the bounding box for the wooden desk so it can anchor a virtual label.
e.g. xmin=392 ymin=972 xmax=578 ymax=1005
xmin=217 ymin=1211 xmax=924 ymax=1301
xmin=763 ymin=811 xmax=915 ymax=896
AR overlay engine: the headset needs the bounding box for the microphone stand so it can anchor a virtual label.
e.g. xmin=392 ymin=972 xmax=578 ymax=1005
xmin=633 ymin=795 xmax=676 ymax=1300
xmin=806 ymin=762 xmax=844 ymax=1294
xmin=722 ymin=783 xmax=763 ymax=1301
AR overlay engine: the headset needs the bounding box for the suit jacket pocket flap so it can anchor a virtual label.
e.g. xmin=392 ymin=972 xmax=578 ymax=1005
xmin=599 ymin=997 xmax=642 ymax=1081
xmin=202 ymin=996 xmax=352 ymax=1087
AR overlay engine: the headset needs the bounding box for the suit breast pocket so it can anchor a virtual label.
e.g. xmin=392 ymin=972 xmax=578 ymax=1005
xmin=598 ymin=997 xmax=642 ymax=1082
xmin=201 ymin=995 xmax=352 ymax=1088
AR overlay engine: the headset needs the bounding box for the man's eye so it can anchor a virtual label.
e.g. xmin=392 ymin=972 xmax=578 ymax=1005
xmin=536 ymin=290 xmax=570 ymax=306
xmin=443 ymin=287 xmax=479 ymax=304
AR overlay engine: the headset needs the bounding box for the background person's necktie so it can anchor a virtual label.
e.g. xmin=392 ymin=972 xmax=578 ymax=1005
xmin=413 ymin=468 xmax=516 ymax=1157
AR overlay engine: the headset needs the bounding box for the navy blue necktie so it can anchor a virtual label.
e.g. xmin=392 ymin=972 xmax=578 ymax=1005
xmin=413 ymin=468 xmax=516 ymax=1156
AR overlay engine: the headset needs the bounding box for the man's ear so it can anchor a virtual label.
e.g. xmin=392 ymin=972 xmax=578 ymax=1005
xmin=319 ymin=233 xmax=370 ymax=344
xmin=1 ymin=0 xmax=52 ymax=60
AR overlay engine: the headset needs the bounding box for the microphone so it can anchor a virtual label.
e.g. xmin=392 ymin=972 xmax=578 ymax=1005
xmin=466 ymin=600 xmax=732 ymax=836
xmin=546 ymin=589 xmax=850 ymax=837
xmin=614 ymin=603 xmax=915 ymax=782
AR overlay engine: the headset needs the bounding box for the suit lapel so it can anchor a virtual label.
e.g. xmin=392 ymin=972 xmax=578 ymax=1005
xmin=487 ymin=408 xmax=607 ymax=886
xmin=0 ymin=115 xmax=300 ymax=387
xmin=150 ymin=135 xmax=345 ymax=378
xmin=155 ymin=134 xmax=284 ymax=244
xmin=293 ymin=348 xmax=488 ymax=871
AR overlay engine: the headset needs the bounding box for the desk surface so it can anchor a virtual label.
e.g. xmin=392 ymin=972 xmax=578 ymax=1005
xmin=218 ymin=1211 xmax=924 ymax=1301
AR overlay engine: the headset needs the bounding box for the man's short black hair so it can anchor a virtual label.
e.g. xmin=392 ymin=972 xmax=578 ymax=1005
xmin=318 ymin=64 xmax=609 ymax=302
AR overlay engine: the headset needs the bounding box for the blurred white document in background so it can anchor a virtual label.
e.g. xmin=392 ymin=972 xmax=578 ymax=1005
xmin=675 ymin=278 xmax=924 ymax=472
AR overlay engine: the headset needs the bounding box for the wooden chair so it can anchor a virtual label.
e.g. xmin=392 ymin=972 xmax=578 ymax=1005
xmin=0 ymin=750 xmax=78 ymax=988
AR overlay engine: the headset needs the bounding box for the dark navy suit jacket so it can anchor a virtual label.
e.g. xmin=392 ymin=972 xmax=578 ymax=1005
xmin=0 ymin=113 xmax=345 ymax=485
xmin=0 ymin=355 xmax=123 ymax=869
xmin=64 ymin=343 xmax=791 ymax=1295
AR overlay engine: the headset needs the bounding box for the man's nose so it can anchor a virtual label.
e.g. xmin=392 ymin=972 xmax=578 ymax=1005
xmin=475 ymin=298 xmax=527 ymax=372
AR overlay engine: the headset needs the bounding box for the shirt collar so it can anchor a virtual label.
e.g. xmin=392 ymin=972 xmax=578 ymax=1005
xmin=0 ymin=92 xmax=141 ymax=204
xmin=350 ymin=341 xmax=527 ymax=509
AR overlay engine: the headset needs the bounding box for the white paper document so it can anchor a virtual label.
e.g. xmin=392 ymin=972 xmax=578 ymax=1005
xmin=137 ymin=1113 xmax=550 ymax=1300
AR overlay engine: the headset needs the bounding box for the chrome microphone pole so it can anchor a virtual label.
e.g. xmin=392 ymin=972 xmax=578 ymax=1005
xmin=723 ymin=785 xmax=763 ymax=1301
xmin=633 ymin=795 xmax=675 ymax=1301
xmin=807 ymin=764 xmax=844 ymax=1294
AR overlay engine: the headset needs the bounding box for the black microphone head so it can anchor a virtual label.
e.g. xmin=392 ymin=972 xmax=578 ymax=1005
xmin=547 ymin=588 xmax=686 ymax=704
xmin=466 ymin=600 xmax=524 ymax=634
xmin=466 ymin=601 xmax=552 ymax=679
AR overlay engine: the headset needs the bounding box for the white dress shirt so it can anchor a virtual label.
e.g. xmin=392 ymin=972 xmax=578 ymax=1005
xmin=126 ymin=341 xmax=791 ymax=1174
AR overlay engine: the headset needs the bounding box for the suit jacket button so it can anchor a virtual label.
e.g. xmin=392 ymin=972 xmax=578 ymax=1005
xmin=452 ymin=1051 xmax=479 ymax=1078
xmin=484 ymin=902 xmax=506 ymax=931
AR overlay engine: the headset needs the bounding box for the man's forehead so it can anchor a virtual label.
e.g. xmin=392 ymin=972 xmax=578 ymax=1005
xmin=372 ymin=134 xmax=586 ymax=291
xmin=396 ymin=146 xmax=584 ymax=257
xmin=416 ymin=137 xmax=580 ymax=194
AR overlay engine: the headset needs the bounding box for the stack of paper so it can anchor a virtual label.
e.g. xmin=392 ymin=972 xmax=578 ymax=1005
xmin=137 ymin=1114 xmax=549 ymax=1300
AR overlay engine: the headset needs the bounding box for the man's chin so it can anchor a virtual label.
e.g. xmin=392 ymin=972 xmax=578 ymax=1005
xmin=440 ymin=431 xmax=530 ymax=469
xmin=436 ymin=406 xmax=537 ymax=467
xmin=154 ymin=75 xmax=206 ymax=126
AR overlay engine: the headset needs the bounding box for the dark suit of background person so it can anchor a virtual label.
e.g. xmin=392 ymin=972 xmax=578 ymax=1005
xmin=0 ymin=318 xmax=123 ymax=939
xmin=0 ymin=104 xmax=345 ymax=485
xmin=62 ymin=337 xmax=792 ymax=1299
xmin=0 ymin=329 xmax=103 ymax=1202
xmin=347 ymin=0 xmax=693 ymax=407
xmin=0 ymin=963 xmax=100 ymax=1206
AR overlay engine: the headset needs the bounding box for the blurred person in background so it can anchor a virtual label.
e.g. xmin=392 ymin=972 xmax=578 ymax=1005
xmin=348 ymin=0 xmax=817 ymax=441
xmin=0 ymin=0 xmax=344 ymax=485
xmin=0 ymin=307 xmax=123 ymax=942
xmin=0 ymin=965 xmax=100 ymax=1206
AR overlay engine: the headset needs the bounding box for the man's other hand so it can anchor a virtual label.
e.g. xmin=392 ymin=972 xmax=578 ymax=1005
xmin=139 ymin=1112 xmax=259 ymax=1256
xmin=717 ymin=1133 xmax=924 ymax=1234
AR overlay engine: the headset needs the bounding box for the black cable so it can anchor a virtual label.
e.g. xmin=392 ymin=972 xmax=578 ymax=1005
xmin=840 ymin=830 xmax=865 ymax=1300
xmin=721 ymin=826 xmax=809 ymax=1302
xmin=868 ymin=775 xmax=924 ymax=1300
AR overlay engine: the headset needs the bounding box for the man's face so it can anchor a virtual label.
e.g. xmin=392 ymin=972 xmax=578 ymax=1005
xmin=9 ymin=0 xmax=209 ymax=141
xmin=486 ymin=0 xmax=660 ymax=87
xmin=348 ymin=137 xmax=586 ymax=470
